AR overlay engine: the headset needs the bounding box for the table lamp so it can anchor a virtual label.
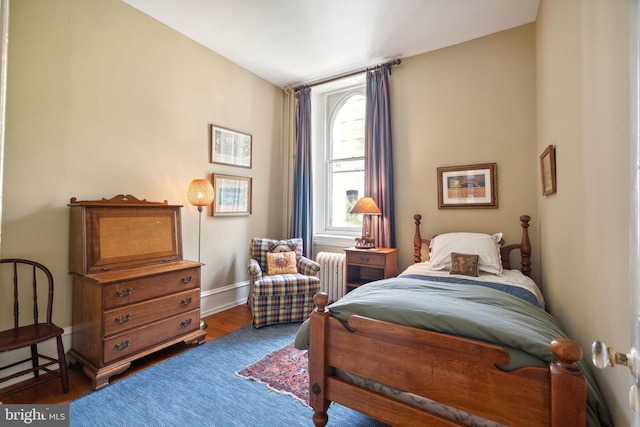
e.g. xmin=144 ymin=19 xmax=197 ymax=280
xmin=350 ymin=197 xmax=381 ymax=249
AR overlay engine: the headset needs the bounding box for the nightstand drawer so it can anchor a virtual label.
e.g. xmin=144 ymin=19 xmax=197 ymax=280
xmin=346 ymin=251 xmax=386 ymax=267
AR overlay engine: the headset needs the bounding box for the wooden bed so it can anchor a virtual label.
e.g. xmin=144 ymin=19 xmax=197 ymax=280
xmin=307 ymin=214 xmax=588 ymax=427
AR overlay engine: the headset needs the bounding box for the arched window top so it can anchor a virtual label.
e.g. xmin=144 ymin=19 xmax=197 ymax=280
xmin=330 ymin=93 xmax=365 ymax=160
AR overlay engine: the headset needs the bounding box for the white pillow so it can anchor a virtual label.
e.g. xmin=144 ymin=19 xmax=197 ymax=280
xmin=426 ymin=232 xmax=503 ymax=276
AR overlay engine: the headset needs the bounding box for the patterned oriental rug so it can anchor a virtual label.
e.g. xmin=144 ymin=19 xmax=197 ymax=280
xmin=236 ymin=341 xmax=309 ymax=406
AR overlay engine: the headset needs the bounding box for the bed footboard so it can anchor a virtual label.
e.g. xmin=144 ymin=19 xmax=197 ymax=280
xmin=308 ymin=293 xmax=586 ymax=427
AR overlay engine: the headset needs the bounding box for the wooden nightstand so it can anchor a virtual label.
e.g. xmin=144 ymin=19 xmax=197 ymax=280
xmin=344 ymin=247 xmax=399 ymax=293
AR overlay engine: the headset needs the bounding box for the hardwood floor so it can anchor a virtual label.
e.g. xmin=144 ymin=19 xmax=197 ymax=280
xmin=0 ymin=305 xmax=252 ymax=404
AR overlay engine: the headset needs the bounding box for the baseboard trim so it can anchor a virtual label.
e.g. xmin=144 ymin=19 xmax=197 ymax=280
xmin=200 ymin=280 xmax=249 ymax=317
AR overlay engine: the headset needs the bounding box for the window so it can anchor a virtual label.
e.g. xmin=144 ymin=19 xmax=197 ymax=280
xmin=312 ymin=75 xmax=366 ymax=246
xmin=328 ymin=92 xmax=365 ymax=228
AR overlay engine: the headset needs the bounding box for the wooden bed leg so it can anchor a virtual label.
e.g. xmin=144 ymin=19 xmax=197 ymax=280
xmin=309 ymin=292 xmax=331 ymax=427
xmin=312 ymin=411 xmax=329 ymax=427
xmin=549 ymin=338 xmax=586 ymax=427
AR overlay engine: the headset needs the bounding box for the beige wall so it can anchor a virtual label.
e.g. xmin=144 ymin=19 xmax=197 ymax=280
xmin=319 ymin=25 xmax=538 ymax=275
xmin=391 ymin=24 xmax=539 ymax=279
xmin=537 ymin=0 xmax=632 ymax=424
xmin=1 ymin=0 xmax=284 ymax=329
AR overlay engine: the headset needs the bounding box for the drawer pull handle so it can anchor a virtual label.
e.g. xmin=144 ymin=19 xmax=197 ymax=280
xmin=181 ymin=275 xmax=193 ymax=284
xmin=360 ymin=257 xmax=369 ymax=263
xmin=181 ymin=318 xmax=193 ymax=327
xmin=116 ymin=288 xmax=132 ymax=297
xmin=114 ymin=339 xmax=131 ymax=350
xmin=115 ymin=314 xmax=131 ymax=324
xmin=181 ymin=297 xmax=193 ymax=305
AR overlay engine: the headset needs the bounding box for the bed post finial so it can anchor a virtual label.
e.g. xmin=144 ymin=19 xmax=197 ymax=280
xmin=313 ymin=292 xmax=329 ymax=314
xmin=519 ymin=215 xmax=531 ymax=277
xmin=414 ymin=214 xmax=423 ymax=263
xmin=549 ymin=338 xmax=586 ymax=426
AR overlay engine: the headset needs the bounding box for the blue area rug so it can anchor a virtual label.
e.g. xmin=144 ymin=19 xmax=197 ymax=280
xmin=69 ymin=322 xmax=388 ymax=427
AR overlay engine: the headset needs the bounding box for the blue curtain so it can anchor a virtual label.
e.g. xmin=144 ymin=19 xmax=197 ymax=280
xmin=290 ymin=87 xmax=313 ymax=256
xmin=365 ymin=66 xmax=396 ymax=248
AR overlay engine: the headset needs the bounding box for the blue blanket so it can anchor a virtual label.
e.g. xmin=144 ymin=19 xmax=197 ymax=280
xmin=401 ymin=273 xmax=542 ymax=307
xmin=295 ymin=277 xmax=612 ymax=427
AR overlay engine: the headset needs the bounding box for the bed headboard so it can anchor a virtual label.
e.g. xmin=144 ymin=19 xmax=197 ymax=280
xmin=412 ymin=214 xmax=532 ymax=277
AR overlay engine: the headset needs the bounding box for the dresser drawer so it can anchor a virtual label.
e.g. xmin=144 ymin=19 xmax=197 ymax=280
xmin=103 ymin=289 xmax=200 ymax=336
xmin=104 ymin=267 xmax=200 ymax=309
xmin=345 ymin=251 xmax=386 ymax=267
xmin=103 ymin=308 xmax=200 ymax=363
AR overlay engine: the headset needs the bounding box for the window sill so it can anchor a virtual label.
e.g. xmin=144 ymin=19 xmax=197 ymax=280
xmin=314 ymin=234 xmax=358 ymax=248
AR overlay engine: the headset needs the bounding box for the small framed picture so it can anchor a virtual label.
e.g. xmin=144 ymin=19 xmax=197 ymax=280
xmin=212 ymin=174 xmax=252 ymax=216
xmin=210 ymin=124 xmax=252 ymax=168
xmin=437 ymin=163 xmax=498 ymax=209
xmin=540 ymin=145 xmax=557 ymax=196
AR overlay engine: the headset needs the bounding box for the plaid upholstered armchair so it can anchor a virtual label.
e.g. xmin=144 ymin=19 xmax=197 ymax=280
xmin=247 ymin=237 xmax=321 ymax=328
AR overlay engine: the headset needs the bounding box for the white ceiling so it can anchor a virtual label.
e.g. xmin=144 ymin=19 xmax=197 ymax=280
xmin=122 ymin=0 xmax=540 ymax=89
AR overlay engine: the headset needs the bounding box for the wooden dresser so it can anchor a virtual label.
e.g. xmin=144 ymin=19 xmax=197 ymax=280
xmin=67 ymin=195 xmax=206 ymax=390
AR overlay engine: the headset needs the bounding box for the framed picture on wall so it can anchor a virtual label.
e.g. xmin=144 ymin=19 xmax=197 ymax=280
xmin=437 ymin=163 xmax=498 ymax=209
xmin=210 ymin=124 xmax=252 ymax=168
xmin=212 ymin=174 xmax=252 ymax=216
xmin=540 ymin=145 xmax=557 ymax=196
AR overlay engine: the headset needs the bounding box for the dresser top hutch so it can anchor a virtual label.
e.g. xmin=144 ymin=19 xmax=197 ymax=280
xmin=68 ymin=194 xmax=188 ymax=276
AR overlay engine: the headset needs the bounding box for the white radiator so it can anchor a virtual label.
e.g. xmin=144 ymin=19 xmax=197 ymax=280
xmin=316 ymin=252 xmax=346 ymax=302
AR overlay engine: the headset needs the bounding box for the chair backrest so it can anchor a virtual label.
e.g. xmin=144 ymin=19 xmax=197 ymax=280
xmin=0 ymin=258 xmax=54 ymax=328
xmin=249 ymin=238 xmax=303 ymax=272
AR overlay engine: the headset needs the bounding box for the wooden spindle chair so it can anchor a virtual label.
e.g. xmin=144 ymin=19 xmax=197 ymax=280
xmin=0 ymin=259 xmax=69 ymax=398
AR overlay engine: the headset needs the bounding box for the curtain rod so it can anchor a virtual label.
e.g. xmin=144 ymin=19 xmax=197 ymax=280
xmin=292 ymin=59 xmax=401 ymax=92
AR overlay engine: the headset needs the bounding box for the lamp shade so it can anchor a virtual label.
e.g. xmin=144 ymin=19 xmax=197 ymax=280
xmin=187 ymin=179 xmax=214 ymax=206
xmin=350 ymin=197 xmax=381 ymax=215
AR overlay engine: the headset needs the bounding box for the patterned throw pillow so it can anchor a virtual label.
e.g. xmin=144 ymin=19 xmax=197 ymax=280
xmin=266 ymin=251 xmax=298 ymax=275
xmin=449 ymin=252 xmax=479 ymax=277
xmin=268 ymin=240 xmax=298 ymax=254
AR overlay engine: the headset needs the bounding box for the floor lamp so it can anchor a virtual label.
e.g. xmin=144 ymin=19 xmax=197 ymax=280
xmin=187 ymin=179 xmax=214 ymax=329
